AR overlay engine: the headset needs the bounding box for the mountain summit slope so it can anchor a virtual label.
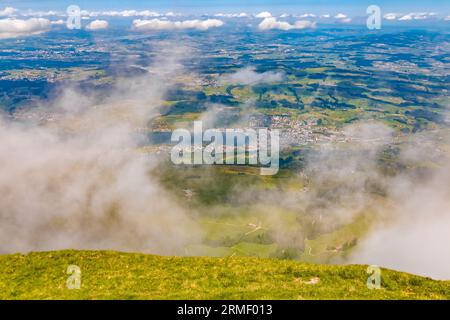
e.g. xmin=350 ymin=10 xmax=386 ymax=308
xmin=0 ymin=250 xmax=449 ymax=299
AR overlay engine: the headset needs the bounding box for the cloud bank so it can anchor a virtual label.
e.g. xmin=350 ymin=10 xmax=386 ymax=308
xmin=258 ymin=17 xmax=316 ymax=31
xmin=334 ymin=13 xmax=347 ymax=19
xmin=255 ymin=11 xmax=272 ymax=18
xmin=0 ymin=7 xmax=17 ymax=17
xmin=214 ymin=13 xmax=248 ymax=18
xmin=399 ymin=12 xmax=436 ymax=21
xmin=0 ymin=18 xmax=51 ymax=39
xmin=51 ymin=19 xmax=65 ymax=25
xmin=89 ymin=10 xmax=161 ymax=18
xmin=133 ymin=18 xmax=224 ymax=31
xmin=86 ymin=19 xmax=109 ymax=30
xmin=383 ymin=12 xmax=438 ymax=21
xmin=384 ymin=13 xmax=402 ymax=20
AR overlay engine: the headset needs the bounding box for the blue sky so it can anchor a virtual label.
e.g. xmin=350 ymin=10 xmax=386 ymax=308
xmin=2 ymin=0 xmax=449 ymax=15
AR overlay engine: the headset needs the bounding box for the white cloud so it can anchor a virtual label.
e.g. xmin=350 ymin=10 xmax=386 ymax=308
xmin=279 ymin=13 xmax=290 ymax=18
xmin=124 ymin=10 xmax=158 ymax=17
xmin=22 ymin=9 xmax=181 ymax=19
xmin=320 ymin=14 xmax=331 ymax=18
xmin=415 ymin=12 xmax=436 ymax=20
xmin=333 ymin=13 xmax=351 ymax=23
xmin=85 ymin=10 xmax=161 ymax=18
xmin=0 ymin=18 xmax=51 ymax=39
xmin=133 ymin=18 xmax=224 ymax=31
xmin=118 ymin=10 xmax=158 ymax=17
xmin=220 ymin=67 xmax=285 ymax=85
xmin=0 ymin=7 xmax=17 ymax=17
xmin=445 ymin=16 xmax=450 ymax=21
xmin=418 ymin=12 xmax=436 ymax=19
xmin=339 ymin=18 xmax=352 ymax=23
xmin=334 ymin=13 xmax=347 ymax=19
xmin=299 ymin=13 xmax=316 ymax=18
xmin=255 ymin=11 xmax=272 ymax=18
xmin=398 ymin=12 xmax=436 ymax=21
xmin=258 ymin=17 xmax=316 ymax=31
xmin=384 ymin=13 xmax=401 ymax=20
xmin=214 ymin=12 xmax=248 ymax=18
xmin=86 ymin=19 xmax=109 ymax=30
xmin=23 ymin=10 xmax=60 ymax=17
xmin=399 ymin=14 xmax=413 ymax=21
xmin=50 ymin=19 xmax=65 ymax=25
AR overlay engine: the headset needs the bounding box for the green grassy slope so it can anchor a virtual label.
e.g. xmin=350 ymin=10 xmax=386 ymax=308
xmin=0 ymin=250 xmax=449 ymax=300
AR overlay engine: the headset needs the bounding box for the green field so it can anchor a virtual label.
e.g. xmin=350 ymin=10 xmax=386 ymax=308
xmin=1 ymin=250 xmax=449 ymax=300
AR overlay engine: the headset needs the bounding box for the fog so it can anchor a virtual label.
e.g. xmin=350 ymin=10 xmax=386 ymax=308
xmin=0 ymin=47 xmax=200 ymax=255
xmin=297 ymin=121 xmax=450 ymax=280
xmin=350 ymin=129 xmax=450 ymax=280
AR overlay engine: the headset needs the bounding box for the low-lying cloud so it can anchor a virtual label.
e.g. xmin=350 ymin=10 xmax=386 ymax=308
xmin=93 ymin=10 xmax=161 ymax=17
xmin=258 ymin=17 xmax=316 ymax=31
xmin=295 ymin=120 xmax=450 ymax=280
xmin=214 ymin=13 xmax=248 ymax=18
xmin=51 ymin=19 xmax=65 ymax=25
xmin=350 ymin=157 xmax=450 ymax=280
xmin=86 ymin=19 xmax=109 ymax=30
xmin=299 ymin=13 xmax=317 ymax=18
xmin=0 ymin=47 xmax=200 ymax=255
xmin=220 ymin=66 xmax=285 ymax=85
xmin=0 ymin=6 xmax=17 ymax=17
xmin=334 ymin=13 xmax=347 ymax=19
xmin=255 ymin=11 xmax=272 ymax=18
xmin=0 ymin=18 xmax=51 ymax=39
xmin=384 ymin=13 xmax=402 ymax=20
xmin=383 ymin=12 xmax=438 ymax=21
xmin=133 ymin=18 xmax=224 ymax=31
